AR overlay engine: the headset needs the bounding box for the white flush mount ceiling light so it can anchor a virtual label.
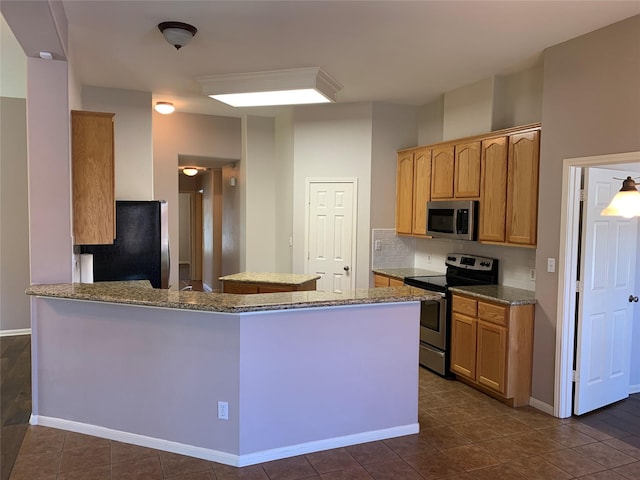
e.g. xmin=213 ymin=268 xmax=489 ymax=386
xmin=181 ymin=167 xmax=199 ymax=177
xmin=601 ymin=176 xmax=640 ymax=218
xmin=154 ymin=102 xmax=175 ymax=114
xmin=158 ymin=21 xmax=197 ymax=50
xmin=196 ymin=67 xmax=342 ymax=107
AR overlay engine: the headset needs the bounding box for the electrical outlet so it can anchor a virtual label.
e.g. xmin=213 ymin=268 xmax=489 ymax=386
xmin=374 ymin=240 xmax=381 ymax=251
xmin=547 ymin=258 xmax=556 ymax=273
xmin=426 ymin=254 xmax=432 ymax=263
xmin=529 ymin=269 xmax=536 ymax=281
xmin=218 ymin=401 xmax=228 ymax=420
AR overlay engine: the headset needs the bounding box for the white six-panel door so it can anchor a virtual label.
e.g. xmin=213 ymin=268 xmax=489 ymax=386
xmin=574 ymin=167 xmax=638 ymax=415
xmin=306 ymin=181 xmax=357 ymax=292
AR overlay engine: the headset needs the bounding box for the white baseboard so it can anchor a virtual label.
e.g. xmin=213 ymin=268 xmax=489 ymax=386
xmin=30 ymin=414 xmax=419 ymax=467
xmin=528 ymin=396 xmax=555 ymax=416
xmin=0 ymin=328 xmax=31 ymax=337
xmin=630 ymin=384 xmax=640 ymax=395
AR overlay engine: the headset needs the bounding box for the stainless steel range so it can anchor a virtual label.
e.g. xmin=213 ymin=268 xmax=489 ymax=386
xmin=404 ymin=254 xmax=499 ymax=376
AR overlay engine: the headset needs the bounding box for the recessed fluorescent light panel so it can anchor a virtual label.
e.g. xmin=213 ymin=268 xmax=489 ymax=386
xmin=196 ymin=67 xmax=342 ymax=107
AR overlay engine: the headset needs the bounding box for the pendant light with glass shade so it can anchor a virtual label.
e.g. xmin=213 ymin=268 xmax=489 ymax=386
xmin=601 ymin=176 xmax=640 ymax=218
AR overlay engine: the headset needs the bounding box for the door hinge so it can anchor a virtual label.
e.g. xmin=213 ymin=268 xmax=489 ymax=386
xmin=579 ymin=189 xmax=585 ymax=202
xmin=576 ymin=280 xmax=583 ymax=293
xmin=572 ymin=370 xmax=578 ymax=382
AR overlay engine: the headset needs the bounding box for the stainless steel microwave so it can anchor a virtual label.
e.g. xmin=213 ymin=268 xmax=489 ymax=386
xmin=426 ymin=200 xmax=478 ymax=240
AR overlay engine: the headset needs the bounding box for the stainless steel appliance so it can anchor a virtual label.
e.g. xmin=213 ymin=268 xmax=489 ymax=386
xmin=80 ymin=200 xmax=170 ymax=288
xmin=404 ymin=253 xmax=498 ymax=376
xmin=426 ymin=200 xmax=478 ymax=240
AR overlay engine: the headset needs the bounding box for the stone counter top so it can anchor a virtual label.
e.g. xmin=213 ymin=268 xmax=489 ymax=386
xmin=449 ymin=285 xmax=536 ymax=306
xmin=372 ymin=267 xmax=444 ymax=281
xmin=26 ymin=281 xmax=440 ymax=313
xmin=219 ymin=272 xmax=321 ymax=285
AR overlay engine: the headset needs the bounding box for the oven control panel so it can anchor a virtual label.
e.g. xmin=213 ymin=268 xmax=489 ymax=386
xmin=445 ymin=254 xmax=496 ymax=272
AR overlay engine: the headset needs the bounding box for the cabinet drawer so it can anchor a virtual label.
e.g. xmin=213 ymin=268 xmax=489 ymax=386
xmin=452 ymin=295 xmax=477 ymax=317
xmin=478 ymin=301 xmax=507 ymax=326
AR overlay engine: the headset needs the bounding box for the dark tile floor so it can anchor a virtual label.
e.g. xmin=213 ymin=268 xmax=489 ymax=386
xmin=2 ymin=334 xmax=640 ymax=479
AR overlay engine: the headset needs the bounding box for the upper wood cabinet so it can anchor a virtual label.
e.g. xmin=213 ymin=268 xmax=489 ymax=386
xmin=454 ymin=141 xmax=481 ymax=198
xmin=71 ymin=110 xmax=115 ymax=245
xmin=396 ymin=147 xmax=431 ymax=236
xmin=395 ymin=150 xmax=414 ymax=235
xmin=430 ymin=146 xmax=454 ymax=199
xmin=479 ymin=137 xmax=509 ymax=243
xmin=395 ymin=123 xmax=540 ymax=245
xmin=506 ymin=131 xmax=540 ymax=246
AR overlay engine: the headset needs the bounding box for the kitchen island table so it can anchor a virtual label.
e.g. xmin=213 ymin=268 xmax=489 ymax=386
xmin=26 ymin=282 xmax=437 ymax=467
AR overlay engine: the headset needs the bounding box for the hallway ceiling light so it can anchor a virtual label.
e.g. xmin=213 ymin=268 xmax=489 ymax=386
xmin=182 ymin=167 xmax=199 ymax=177
xmin=158 ymin=21 xmax=197 ymax=50
xmin=196 ymin=67 xmax=342 ymax=107
xmin=154 ymin=102 xmax=175 ymax=114
xmin=601 ymin=176 xmax=640 ymax=218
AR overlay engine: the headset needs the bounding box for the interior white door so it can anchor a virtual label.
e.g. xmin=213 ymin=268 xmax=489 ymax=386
xmin=574 ymin=167 xmax=638 ymax=415
xmin=307 ymin=181 xmax=356 ymax=292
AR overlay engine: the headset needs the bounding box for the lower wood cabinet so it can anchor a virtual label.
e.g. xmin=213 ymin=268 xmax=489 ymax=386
xmin=451 ymin=293 xmax=534 ymax=407
xmin=373 ymin=273 xmax=405 ymax=288
xmin=222 ymin=280 xmax=317 ymax=294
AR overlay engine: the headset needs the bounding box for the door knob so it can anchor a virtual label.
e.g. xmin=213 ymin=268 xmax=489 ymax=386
xmin=630 ymin=295 xmax=639 ymax=303
xmin=343 ymin=266 xmax=350 ymax=272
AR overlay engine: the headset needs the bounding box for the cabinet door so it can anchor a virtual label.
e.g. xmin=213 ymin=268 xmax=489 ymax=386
xmin=412 ymin=148 xmax=431 ymax=235
xmin=374 ymin=274 xmax=390 ymax=288
xmin=430 ymin=146 xmax=454 ymax=199
xmin=506 ymin=131 xmax=540 ymax=245
xmin=479 ymin=137 xmax=508 ymax=243
xmin=476 ymin=320 xmax=507 ymax=394
xmin=72 ymin=111 xmax=115 ymax=245
xmin=454 ymin=141 xmax=481 ymax=198
xmin=222 ymin=282 xmax=258 ymax=294
xmin=395 ymin=151 xmax=414 ymax=234
xmin=451 ymin=311 xmax=477 ymax=380
xmin=389 ymin=277 xmax=405 ymax=287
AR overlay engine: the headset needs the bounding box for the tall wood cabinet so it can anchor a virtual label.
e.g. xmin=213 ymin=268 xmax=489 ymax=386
xmin=451 ymin=293 xmax=534 ymax=407
xmin=395 ymin=147 xmax=431 ymax=236
xmin=396 ymin=123 xmax=541 ymax=247
xmin=71 ymin=110 xmax=115 ymax=245
xmin=479 ymin=129 xmax=540 ymax=246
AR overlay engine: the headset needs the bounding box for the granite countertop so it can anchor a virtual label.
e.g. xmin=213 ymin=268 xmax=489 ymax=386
xmin=26 ymin=281 xmax=441 ymax=313
xmin=449 ymin=285 xmax=536 ymax=306
xmin=372 ymin=267 xmax=444 ymax=281
xmin=219 ymin=272 xmax=321 ymax=285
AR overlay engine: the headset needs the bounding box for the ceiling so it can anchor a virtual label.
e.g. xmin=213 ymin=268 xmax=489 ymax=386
xmin=51 ymin=1 xmax=640 ymax=117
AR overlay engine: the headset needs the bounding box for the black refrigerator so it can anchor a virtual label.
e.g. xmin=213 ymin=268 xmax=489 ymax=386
xmin=81 ymin=200 xmax=170 ymax=288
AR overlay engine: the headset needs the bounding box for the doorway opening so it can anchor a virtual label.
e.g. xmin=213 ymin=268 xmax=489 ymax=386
xmin=555 ymin=151 xmax=640 ymax=418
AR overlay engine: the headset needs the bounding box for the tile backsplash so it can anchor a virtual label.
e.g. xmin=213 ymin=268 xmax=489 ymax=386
xmin=372 ymin=229 xmax=536 ymax=290
xmin=371 ymin=229 xmax=415 ymax=269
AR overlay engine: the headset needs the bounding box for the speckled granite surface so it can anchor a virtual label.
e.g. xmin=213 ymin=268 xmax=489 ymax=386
xmin=26 ymin=281 xmax=440 ymax=313
xmin=372 ymin=268 xmax=444 ymax=281
xmin=449 ymin=285 xmax=536 ymax=306
xmin=218 ymin=272 xmax=320 ymax=285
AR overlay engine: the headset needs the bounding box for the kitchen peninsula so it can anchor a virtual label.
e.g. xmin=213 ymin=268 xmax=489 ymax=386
xmin=26 ymin=281 xmax=437 ymax=467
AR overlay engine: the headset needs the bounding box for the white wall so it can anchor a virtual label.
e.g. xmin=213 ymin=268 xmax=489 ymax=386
xmin=82 ymin=86 xmax=153 ymax=200
xmin=443 ymin=78 xmax=495 ymax=141
xmin=417 ymin=96 xmax=444 ymax=146
xmin=153 ymin=112 xmax=241 ymax=289
xmin=274 ymin=111 xmax=295 ymax=272
xmin=0 ymin=14 xmax=26 ymax=98
xmin=243 ymin=116 xmax=277 ymax=272
xmin=0 ymin=98 xmax=30 ymax=332
xmin=492 ymin=62 xmax=544 ymax=130
xmin=536 ymin=15 xmax=640 ymax=405
xmin=292 ymin=103 xmax=373 ymax=288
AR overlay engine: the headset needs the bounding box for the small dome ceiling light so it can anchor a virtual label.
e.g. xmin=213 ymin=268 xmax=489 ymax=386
xmin=158 ymin=21 xmax=197 ymax=50
xmin=154 ymin=102 xmax=175 ymax=114
xmin=182 ymin=167 xmax=199 ymax=177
